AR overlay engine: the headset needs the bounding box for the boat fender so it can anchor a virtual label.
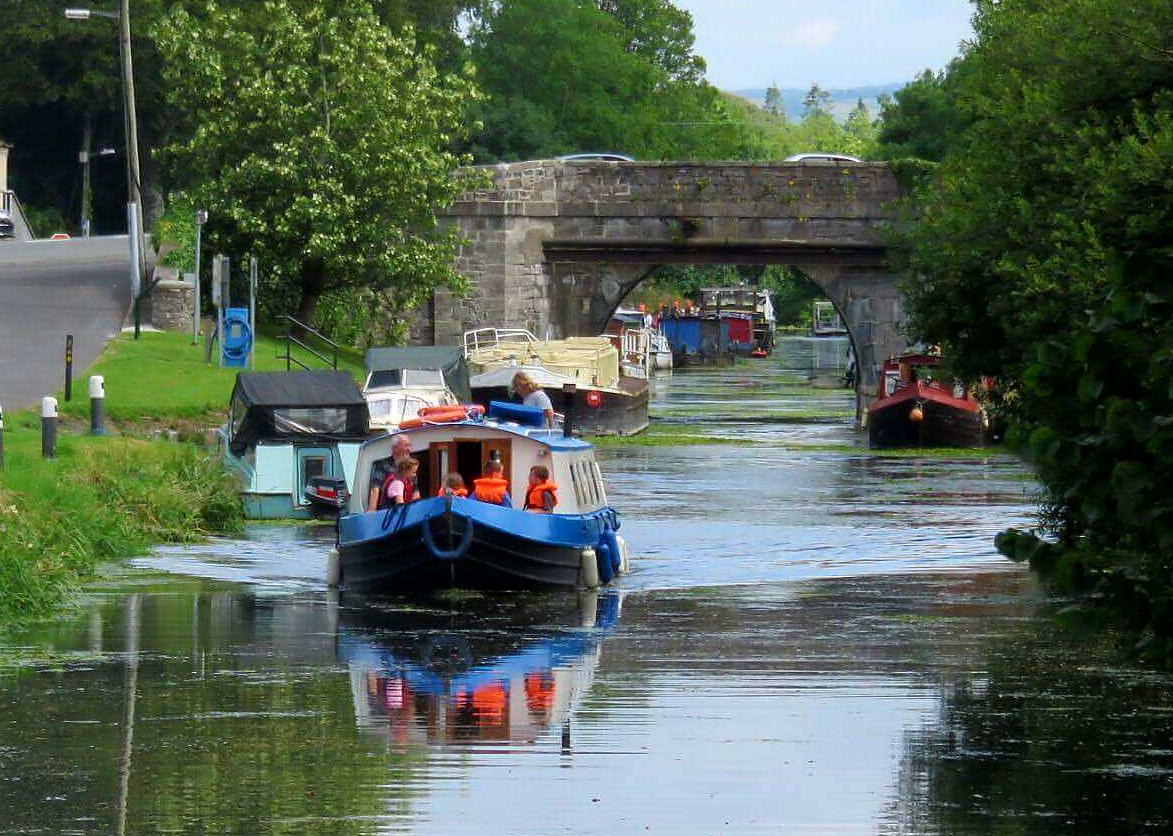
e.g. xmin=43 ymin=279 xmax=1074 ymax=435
xmin=326 ymin=548 xmax=343 ymax=588
xmin=579 ymin=547 xmax=600 ymax=589
xmin=421 ymin=500 xmax=474 ymax=561
xmin=398 ymin=417 xmax=425 ymax=430
xmin=613 ymin=534 xmax=631 ymax=575
xmin=601 ymin=528 xmax=622 ymax=574
xmin=595 ymin=540 xmax=614 ymax=584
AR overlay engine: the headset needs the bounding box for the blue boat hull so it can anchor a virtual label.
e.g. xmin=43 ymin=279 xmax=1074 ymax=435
xmin=337 ymin=497 xmax=619 ymax=592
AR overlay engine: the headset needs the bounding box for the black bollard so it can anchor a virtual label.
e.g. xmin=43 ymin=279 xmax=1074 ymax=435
xmin=41 ymin=397 xmax=58 ymax=460
xmin=64 ymin=334 xmax=74 ymax=402
xmin=89 ymin=375 xmax=107 ymax=435
xmin=562 ymin=383 xmax=577 ymax=438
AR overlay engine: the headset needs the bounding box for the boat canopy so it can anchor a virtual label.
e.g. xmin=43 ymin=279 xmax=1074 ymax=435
xmin=364 ymin=346 xmax=470 ymax=401
xmin=228 ymin=370 xmax=369 ymax=455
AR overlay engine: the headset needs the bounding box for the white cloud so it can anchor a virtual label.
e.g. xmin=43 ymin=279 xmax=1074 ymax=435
xmin=777 ymin=18 xmax=843 ymax=51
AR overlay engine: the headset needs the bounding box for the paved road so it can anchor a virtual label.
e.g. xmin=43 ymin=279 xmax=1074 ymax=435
xmin=0 ymin=237 xmax=135 ymax=410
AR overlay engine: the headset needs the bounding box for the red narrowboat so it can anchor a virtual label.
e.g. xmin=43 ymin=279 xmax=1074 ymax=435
xmin=867 ymin=353 xmax=986 ymax=449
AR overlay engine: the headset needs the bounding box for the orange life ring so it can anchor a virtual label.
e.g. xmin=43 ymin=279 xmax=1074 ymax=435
xmin=417 ymin=404 xmax=485 ymax=422
xmin=398 ymin=417 xmax=425 ymax=429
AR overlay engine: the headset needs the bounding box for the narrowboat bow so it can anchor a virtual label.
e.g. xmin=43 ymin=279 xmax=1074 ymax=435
xmin=334 ymin=402 xmax=630 ymax=591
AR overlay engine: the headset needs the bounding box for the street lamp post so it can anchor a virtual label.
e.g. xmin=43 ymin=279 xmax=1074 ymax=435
xmin=193 ymin=209 xmax=207 ymax=344
xmin=66 ymin=3 xmax=148 ymax=338
xmin=79 ymin=145 xmax=116 ymax=237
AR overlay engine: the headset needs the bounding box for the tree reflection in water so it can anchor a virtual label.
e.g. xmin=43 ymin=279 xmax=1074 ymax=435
xmin=883 ymin=617 xmax=1173 ymax=834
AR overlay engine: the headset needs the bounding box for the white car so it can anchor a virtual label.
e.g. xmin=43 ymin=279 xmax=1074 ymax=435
xmin=784 ymin=152 xmax=863 ymax=163
xmin=0 ymin=209 xmax=14 ymax=240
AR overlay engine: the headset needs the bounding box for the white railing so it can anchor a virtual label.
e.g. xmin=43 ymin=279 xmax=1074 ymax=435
xmin=463 ymin=327 xmax=538 ymax=358
xmin=620 ymin=328 xmax=652 ymax=380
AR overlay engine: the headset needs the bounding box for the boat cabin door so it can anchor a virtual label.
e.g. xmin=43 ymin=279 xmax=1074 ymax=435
xmin=428 ymin=439 xmax=513 ymax=497
xmin=295 ymin=446 xmax=334 ymax=507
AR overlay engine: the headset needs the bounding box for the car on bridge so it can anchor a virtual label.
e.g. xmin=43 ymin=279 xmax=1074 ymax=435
xmin=0 ymin=208 xmax=14 ymax=239
xmin=784 ymin=152 xmax=863 ymax=163
xmin=557 ymin=153 xmax=635 ymax=163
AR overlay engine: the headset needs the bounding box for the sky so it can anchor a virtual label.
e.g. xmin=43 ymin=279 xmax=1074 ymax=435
xmin=672 ymin=0 xmax=975 ymax=90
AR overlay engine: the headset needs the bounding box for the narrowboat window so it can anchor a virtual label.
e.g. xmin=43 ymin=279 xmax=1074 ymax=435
xmin=230 ymin=392 xmax=247 ymax=437
xmin=273 ymin=407 xmax=348 ymax=435
xmin=302 ymin=455 xmax=327 ymax=482
xmin=366 ymin=369 xmax=403 ymax=389
xmin=592 ymin=461 xmax=607 ymax=505
xmin=569 ymin=461 xmax=585 ymax=506
xmin=583 ymin=459 xmax=599 ymax=505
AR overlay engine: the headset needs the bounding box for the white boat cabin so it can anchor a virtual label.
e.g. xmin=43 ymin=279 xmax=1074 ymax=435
xmin=348 ymin=419 xmax=609 ymax=517
xmin=362 ymin=346 xmax=471 ymax=432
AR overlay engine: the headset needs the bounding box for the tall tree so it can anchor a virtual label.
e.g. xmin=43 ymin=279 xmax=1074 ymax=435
xmin=893 ymin=0 xmax=1173 ymax=659
xmin=154 ymin=0 xmax=479 ymax=326
xmin=467 ymin=0 xmax=751 ymax=161
xmin=763 ymin=84 xmax=784 ymax=118
xmin=875 ymin=69 xmax=963 ymax=161
xmin=801 ymin=83 xmax=831 ymax=118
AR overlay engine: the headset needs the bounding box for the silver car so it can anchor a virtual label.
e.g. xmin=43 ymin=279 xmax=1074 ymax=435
xmin=784 ymin=152 xmax=863 ymax=163
xmin=0 ymin=209 xmax=14 ymax=240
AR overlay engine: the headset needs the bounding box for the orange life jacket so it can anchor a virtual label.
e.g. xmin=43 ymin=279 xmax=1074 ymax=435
xmin=524 ymin=481 xmax=559 ymax=512
xmin=473 ymin=476 xmax=510 ymax=505
xmin=436 ymin=486 xmax=469 ymax=498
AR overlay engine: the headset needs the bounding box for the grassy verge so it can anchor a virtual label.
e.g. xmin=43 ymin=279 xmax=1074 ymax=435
xmin=56 ymin=330 xmax=363 ymax=428
xmin=0 ymin=422 xmax=243 ymax=626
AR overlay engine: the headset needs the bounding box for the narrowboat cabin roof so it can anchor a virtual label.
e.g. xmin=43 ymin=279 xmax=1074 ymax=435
xmin=228 ymin=370 xmax=369 ymax=456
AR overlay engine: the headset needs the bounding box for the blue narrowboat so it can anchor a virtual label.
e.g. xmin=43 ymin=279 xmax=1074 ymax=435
xmin=333 ymin=402 xmax=630 ymax=591
xmin=659 ymin=315 xmax=735 ymax=367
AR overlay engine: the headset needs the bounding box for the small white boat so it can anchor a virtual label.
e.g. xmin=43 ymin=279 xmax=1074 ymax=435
xmin=362 ymin=347 xmax=470 ymax=432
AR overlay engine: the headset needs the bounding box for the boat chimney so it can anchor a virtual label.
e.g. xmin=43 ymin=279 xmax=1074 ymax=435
xmin=562 ymin=383 xmax=577 ymax=438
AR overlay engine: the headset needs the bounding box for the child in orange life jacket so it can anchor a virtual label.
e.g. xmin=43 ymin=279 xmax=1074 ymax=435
xmin=436 ymin=473 xmax=469 ymax=498
xmin=473 ymin=460 xmax=512 ymax=506
xmin=524 ymin=465 xmax=558 ymax=513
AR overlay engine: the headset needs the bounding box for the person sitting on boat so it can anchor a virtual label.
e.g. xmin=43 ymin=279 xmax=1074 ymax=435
xmin=511 ymin=371 xmax=556 ymax=429
xmin=436 ymin=473 xmax=469 ymax=498
xmin=523 ymin=465 xmax=558 ymax=513
xmin=370 ymin=456 xmax=420 ymax=510
xmin=472 ymin=460 xmax=512 ymax=506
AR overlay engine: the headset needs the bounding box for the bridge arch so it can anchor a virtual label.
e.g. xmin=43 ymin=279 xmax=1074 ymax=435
xmin=428 ymin=159 xmax=908 ymax=417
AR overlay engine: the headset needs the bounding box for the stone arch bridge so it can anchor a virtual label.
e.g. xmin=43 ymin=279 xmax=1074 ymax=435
xmin=423 ymin=159 xmax=904 ymax=401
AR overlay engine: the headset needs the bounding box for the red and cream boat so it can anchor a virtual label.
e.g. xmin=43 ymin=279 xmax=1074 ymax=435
xmin=867 ymin=353 xmax=986 ymax=449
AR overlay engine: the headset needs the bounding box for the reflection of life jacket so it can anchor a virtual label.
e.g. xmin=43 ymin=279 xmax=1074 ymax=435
xmin=524 ymin=672 xmax=556 ymax=718
xmin=436 ymin=486 xmax=469 ymax=498
xmin=524 ymin=481 xmax=559 ymax=512
xmin=473 ymin=476 xmax=509 ymax=505
xmin=378 ymin=475 xmax=415 ymax=510
xmin=471 ymin=683 xmax=509 ymax=725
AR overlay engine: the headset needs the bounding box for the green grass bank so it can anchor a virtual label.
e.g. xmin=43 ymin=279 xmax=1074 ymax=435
xmin=0 ymin=424 xmax=243 ymax=626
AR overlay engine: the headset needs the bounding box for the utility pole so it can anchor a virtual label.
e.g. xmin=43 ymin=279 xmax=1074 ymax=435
xmin=119 ymin=0 xmax=150 ymax=339
xmin=80 ymin=116 xmax=92 ymax=237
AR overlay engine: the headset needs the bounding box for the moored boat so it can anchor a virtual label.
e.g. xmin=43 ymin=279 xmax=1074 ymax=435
xmin=867 ymin=353 xmax=986 ymax=448
xmin=464 ymin=328 xmax=649 ymax=436
xmin=362 ymin=346 xmax=469 ymax=432
xmin=219 ymin=370 xmax=371 ymax=518
xmin=334 ymin=401 xmax=630 ymax=592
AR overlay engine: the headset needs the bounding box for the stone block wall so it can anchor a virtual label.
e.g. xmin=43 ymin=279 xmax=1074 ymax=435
xmin=143 ymin=268 xmax=194 ymax=333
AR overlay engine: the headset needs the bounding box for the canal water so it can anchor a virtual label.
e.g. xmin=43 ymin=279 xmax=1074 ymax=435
xmin=3 ymin=337 xmax=1172 ymax=834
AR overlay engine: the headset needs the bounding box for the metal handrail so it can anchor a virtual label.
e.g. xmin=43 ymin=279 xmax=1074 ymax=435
xmin=281 ymin=314 xmax=339 ymax=371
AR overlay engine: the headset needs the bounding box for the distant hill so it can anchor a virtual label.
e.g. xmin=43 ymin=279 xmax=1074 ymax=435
xmin=728 ymin=83 xmax=904 ymax=123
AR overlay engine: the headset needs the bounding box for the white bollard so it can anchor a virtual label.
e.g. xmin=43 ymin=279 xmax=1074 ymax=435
xmin=42 ymin=396 xmax=58 ymax=459
xmin=89 ymin=375 xmax=106 ymax=435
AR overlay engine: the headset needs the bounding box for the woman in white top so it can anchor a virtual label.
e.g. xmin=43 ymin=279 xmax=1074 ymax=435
xmin=511 ymin=371 xmax=555 ymax=428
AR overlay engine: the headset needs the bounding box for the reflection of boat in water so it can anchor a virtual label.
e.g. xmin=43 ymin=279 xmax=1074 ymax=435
xmin=337 ymin=593 xmax=621 ymax=745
